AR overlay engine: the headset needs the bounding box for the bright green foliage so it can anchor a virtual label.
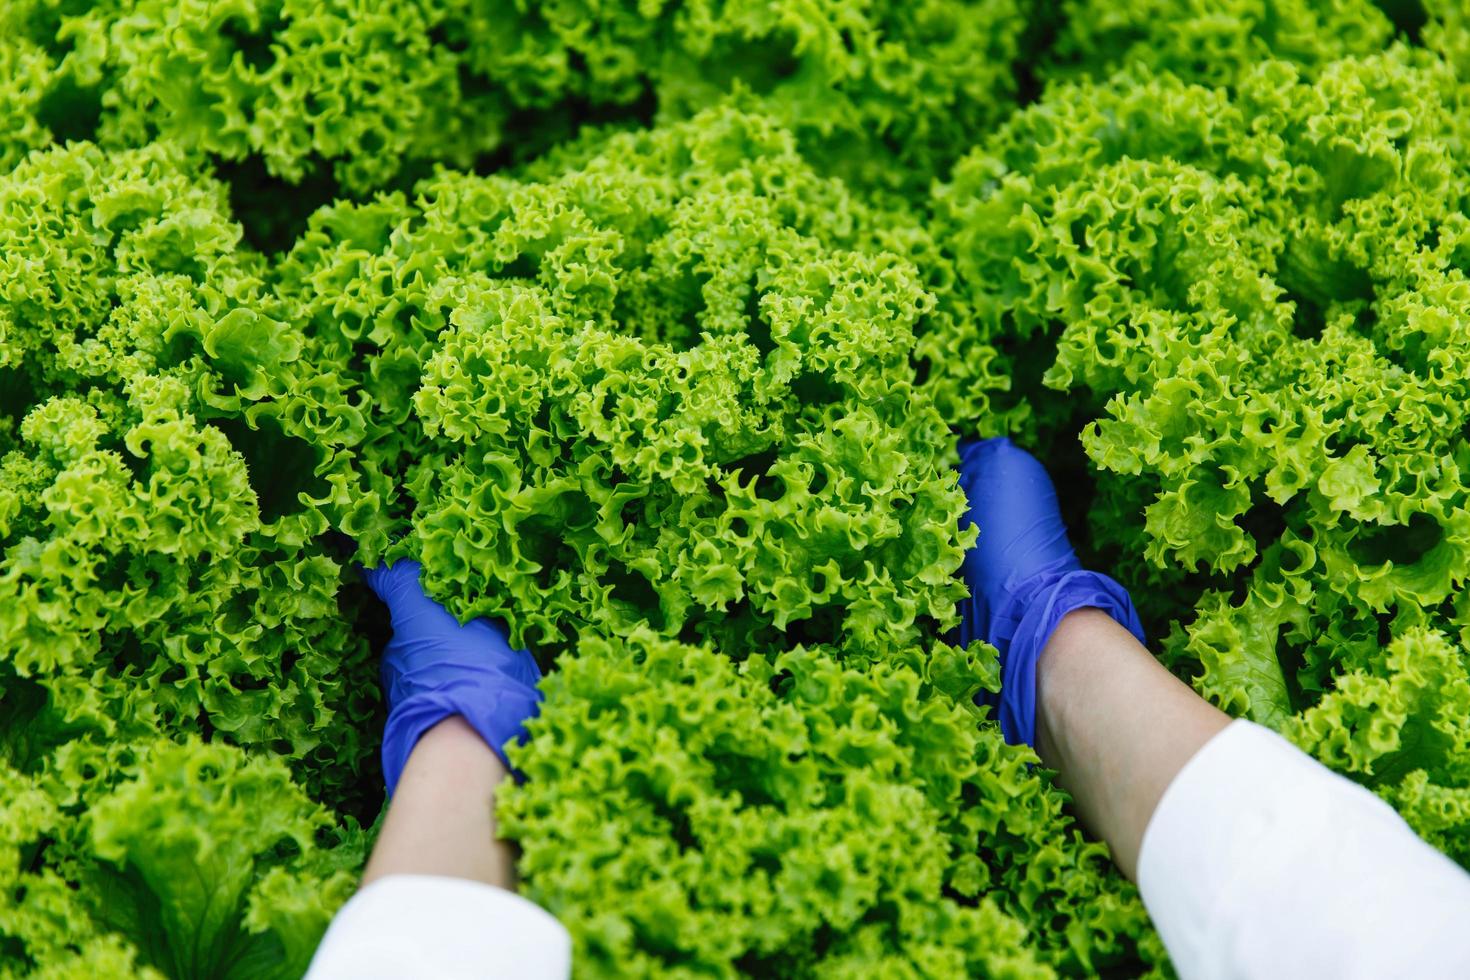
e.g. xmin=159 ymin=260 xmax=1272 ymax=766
xmin=1044 ymin=0 xmax=1395 ymax=86
xmin=502 ymin=630 xmax=1162 ymax=977
xmin=6 ymin=1 xmax=1470 ymax=977
xmin=0 ymin=140 xmax=377 ymax=796
xmin=0 ymin=140 xmax=378 ymax=972
xmin=0 ymin=738 xmax=361 ymax=979
xmin=1287 ymin=628 xmax=1470 ymax=865
xmin=932 ymin=44 xmax=1470 ymax=862
xmin=0 ymin=0 xmax=1027 ymax=197
xmin=0 ymin=0 xmax=505 ymax=194
xmin=0 ymin=35 xmax=54 ymax=175
xmin=275 ymin=109 xmax=977 ymax=662
xmin=0 ymin=105 xmax=1151 ymax=976
xmin=1422 ymin=0 xmax=1470 ymax=75
xmin=609 ymin=0 xmax=1031 ymax=197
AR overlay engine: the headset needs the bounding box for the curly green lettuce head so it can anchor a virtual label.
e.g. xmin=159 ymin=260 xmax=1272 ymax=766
xmin=0 ymin=739 xmax=362 ymax=979
xmin=501 ymin=630 xmax=1164 ymax=977
xmin=277 ymin=108 xmax=979 ymax=662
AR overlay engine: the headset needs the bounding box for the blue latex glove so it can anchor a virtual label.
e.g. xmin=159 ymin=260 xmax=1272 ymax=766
xmin=956 ymin=437 xmax=1146 ymax=748
xmin=361 ymin=560 xmax=543 ymax=795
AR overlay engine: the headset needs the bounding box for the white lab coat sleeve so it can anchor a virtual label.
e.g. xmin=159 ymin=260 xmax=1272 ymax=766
xmin=1137 ymin=719 xmax=1470 ymax=980
xmin=305 ymin=874 xmax=571 ymax=980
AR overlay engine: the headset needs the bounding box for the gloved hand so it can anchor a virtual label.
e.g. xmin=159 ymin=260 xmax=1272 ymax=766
xmin=361 ymin=560 xmax=543 ymax=795
xmin=956 ymin=437 xmax=1146 ymax=748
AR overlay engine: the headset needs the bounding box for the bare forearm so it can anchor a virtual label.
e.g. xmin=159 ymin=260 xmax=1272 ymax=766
xmin=362 ymin=716 xmax=518 ymax=889
xmin=1034 ymin=609 xmax=1230 ymax=880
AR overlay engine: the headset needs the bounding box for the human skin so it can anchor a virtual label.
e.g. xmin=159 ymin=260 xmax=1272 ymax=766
xmin=1034 ymin=608 xmax=1231 ymax=881
xmin=362 ymin=715 xmax=518 ymax=889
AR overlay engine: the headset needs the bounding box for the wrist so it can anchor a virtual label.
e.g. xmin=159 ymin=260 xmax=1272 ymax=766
xmin=407 ymin=716 xmax=507 ymax=783
xmin=419 ymin=714 xmax=502 ymax=757
xmin=1034 ymin=608 xmax=1114 ymax=767
xmin=986 ymin=568 xmax=1147 ymax=748
xmin=383 ymin=699 xmax=500 ymax=796
xmin=382 ymin=666 xmax=541 ymax=793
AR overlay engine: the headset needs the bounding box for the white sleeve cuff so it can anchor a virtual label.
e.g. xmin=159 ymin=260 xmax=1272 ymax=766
xmin=1137 ymin=719 xmax=1470 ymax=980
xmin=306 ymin=875 xmax=571 ymax=980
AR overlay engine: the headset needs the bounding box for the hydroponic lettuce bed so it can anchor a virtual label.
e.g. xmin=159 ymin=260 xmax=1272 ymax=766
xmin=2 ymin=1 xmax=1469 ymax=977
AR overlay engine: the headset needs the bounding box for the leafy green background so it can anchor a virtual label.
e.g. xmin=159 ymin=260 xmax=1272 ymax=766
xmin=2 ymin=1 xmax=1469 ymax=977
